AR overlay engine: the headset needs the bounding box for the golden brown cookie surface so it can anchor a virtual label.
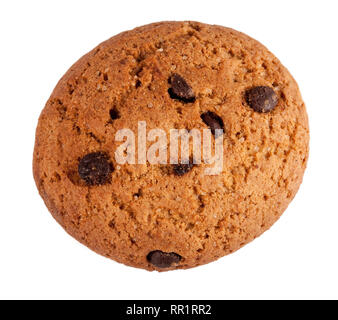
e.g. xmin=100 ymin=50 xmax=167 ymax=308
xmin=33 ymin=21 xmax=309 ymax=271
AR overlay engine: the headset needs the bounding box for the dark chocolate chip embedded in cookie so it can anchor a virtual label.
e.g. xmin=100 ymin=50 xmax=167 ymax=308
xmin=109 ymin=107 xmax=121 ymax=120
xmin=33 ymin=21 xmax=309 ymax=272
xmin=147 ymin=251 xmax=182 ymax=268
xmin=245 ymin=86 xmax=278 ymax=113
xmin=78 ymin=152 xmax=113 ymax=186
xmin=173 ymin=163 xmax=194 ymax=176
xmin=201 ymin=111 xmax=224 ymax=136
xmin=168 ymin=73 xmax=195 ymax=103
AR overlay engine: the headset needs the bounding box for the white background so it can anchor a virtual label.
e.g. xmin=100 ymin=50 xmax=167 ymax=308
xmin=1 ymin=0 xmax=337 ymax=300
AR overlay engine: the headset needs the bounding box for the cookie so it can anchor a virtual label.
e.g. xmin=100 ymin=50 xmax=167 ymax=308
xmin=33 ymin=21 xmax=309 ymax=271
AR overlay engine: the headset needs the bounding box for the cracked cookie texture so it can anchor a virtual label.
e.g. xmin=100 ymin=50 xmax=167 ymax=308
xmin=33 ymin=21 xmax=309 ymax=271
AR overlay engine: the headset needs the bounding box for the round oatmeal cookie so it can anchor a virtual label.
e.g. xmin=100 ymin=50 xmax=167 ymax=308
xmin=33 ymin=21 xmax=309 ymax=271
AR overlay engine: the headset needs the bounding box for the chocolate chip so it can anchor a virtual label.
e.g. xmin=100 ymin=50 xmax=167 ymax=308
xmin=78 ymin=152 xmax=113 ymax=185
xmin=147 ymin=250 xmax=182 ymax=268
xmin=201 ymin=111 xmax=224 ymax=136
xmin=173 ymin=163 xmax=194 ymax=176
xmin=245 ymin=86 xmax=278 ymax=113
xmin=168 ymin=73 xmax=195 ymax=103
xmin=109 ymin=107 xmax=120 ymax=120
